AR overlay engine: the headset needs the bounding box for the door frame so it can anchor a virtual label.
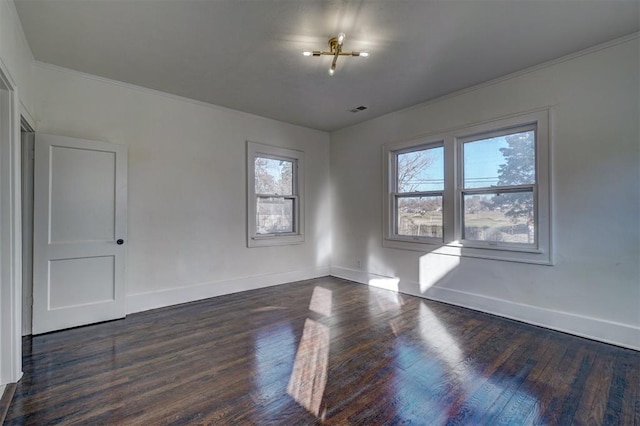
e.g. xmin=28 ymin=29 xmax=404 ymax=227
xmin=0 ymin=57 xmax=23 ymax=385
xmin=20 ymin=118 xmax=35 ymax=336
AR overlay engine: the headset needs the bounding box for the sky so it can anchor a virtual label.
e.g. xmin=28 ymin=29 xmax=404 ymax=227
xmin=401 ymin=131 xmax=533 ymax=192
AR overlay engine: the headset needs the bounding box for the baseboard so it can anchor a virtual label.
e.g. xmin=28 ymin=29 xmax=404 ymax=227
xmin=330 ymin=266 xmax=640 ymax=351
xmin=126 ymin=266 xmax=331 ymax=314
xmin=330 ymin=266 xmax=402 ymax=291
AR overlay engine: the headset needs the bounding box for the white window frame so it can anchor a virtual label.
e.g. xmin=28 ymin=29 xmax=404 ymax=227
xmin=247 ymin=141 xmax=304 ymax=247
xmin=388 ymin=140 xmax=446 ymax=245
xmin=383 ymin=109 xmax=552 ymax=264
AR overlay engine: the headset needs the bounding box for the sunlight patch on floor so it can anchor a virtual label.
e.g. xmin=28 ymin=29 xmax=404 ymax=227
xmin=309 ymin=286 xmax=332 ymax=317
xmin=287 ymin=318 xmax=330 ymax=416
xmin=370 ymin=284 xmax=405 ymax=315
xmin=418 ymin=302 xmax=468 ymax=380
xmin=287 ymin=286 xmax=334 ymax=417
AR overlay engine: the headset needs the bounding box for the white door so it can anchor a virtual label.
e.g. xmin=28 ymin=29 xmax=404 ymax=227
xmin=32 ymin=134 xmax=127 ymax=334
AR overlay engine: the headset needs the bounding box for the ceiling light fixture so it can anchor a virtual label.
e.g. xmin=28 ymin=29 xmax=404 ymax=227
xmin=303 ymin=33 xmax=369 ymax=76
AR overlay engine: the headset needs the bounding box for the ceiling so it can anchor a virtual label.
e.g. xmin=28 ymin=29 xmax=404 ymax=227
xmin=14 ymin=0 xmax=639 ymax=132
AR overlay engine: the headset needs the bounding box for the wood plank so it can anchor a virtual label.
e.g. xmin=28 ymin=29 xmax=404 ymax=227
xmin=604 ymin=347 xmax=640 ymax=425
xmin=573 ymin=345 xmax=618 ymax=426
xmin=0 ymin=383 xmax=17 ymax=424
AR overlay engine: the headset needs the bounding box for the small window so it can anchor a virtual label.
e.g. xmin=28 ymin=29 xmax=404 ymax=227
xmin=247 ymin=142 xmax=304 ymax=247
xmin=393 ymin=144 xmax=444 ymax=241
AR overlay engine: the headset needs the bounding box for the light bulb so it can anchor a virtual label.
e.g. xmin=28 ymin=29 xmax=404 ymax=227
xmin=328 ymin=68 xmax=335 ymax=76
xmin=302 ymin=51 xmax=312 ymax=56
xmin=338 ymin=32 xmax=346 ymax=44
xmin=360 ymin=52 xmax=369 ymax=57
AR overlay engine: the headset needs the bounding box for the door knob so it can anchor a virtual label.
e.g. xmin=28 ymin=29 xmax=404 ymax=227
xmin=117 ymin=239 xmax=124 ymax=245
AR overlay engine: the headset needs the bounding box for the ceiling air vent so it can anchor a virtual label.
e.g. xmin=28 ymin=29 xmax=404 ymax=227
xmin=349 ymin=106 xmax=368 ymax=113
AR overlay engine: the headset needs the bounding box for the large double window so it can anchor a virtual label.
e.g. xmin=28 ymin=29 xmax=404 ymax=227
xmin=384 ymin=110 xmax=551 ymax=264
xmin=247 ymin=142 xmax=304 ymax=247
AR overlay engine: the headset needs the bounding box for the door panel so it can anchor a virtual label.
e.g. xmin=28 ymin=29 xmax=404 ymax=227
xmin=49 ymin=256 xmax=115 ymax=309
xmin=32 ymin=134 xmax=127 ymax=334
xmin=50 ymin=145 xmax=116 ymax=243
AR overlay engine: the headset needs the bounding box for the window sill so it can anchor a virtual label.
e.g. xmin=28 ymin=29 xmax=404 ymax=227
xmin=383 ymin=237 xmax=553 ymax=265
xmin=248 ymin=234 xmax=305 ymax=248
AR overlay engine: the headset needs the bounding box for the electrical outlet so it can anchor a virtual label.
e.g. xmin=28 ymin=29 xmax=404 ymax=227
xmin=356 ymin=260 xmax=362 ymax=269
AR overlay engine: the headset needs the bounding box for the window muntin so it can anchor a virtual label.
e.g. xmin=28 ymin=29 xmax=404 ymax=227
xmin=247 ymin=142 xmax=304 ymax=247
xmin=383 ymin=110 xmax=551 ymax=264
xmin=460 ymin=126 xmax=537 ymax=247
xmin=391 ymin=144 xmax=444 ymax=242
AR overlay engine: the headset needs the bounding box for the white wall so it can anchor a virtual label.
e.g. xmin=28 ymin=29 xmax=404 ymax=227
xmin=331 ymin=37 xmax=640 ymax=349
xmin=33 ymin=63 xmax=331 ymax=313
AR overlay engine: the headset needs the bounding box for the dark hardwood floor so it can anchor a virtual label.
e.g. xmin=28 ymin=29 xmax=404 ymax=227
xmin=6 ymin=277 xmax=640 ymax=425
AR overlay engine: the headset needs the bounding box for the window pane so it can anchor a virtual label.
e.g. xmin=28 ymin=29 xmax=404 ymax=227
xmin=396 ymin=196 xmax=443 ymax=238
xmin=463 ymin=192 xmax=535 ymax=244
xmin=255 ymin=157 xmax=293 ymax=195
xmin=463 ymin=130 xmax=535 ymax=189
xmin=397 ymin=146 xmax=444 ymax=192
xmin=256 ymin=197 xmax=293 ymax=234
